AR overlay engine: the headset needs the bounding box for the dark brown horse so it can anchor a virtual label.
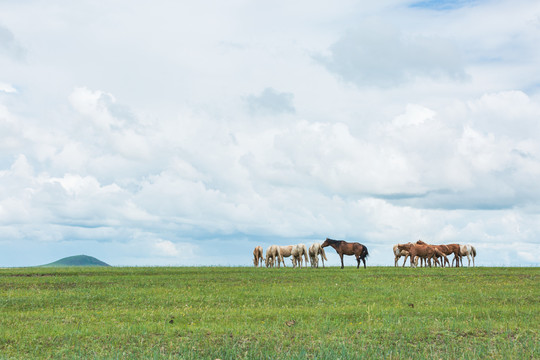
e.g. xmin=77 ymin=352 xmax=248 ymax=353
xmin=321 ymin=238 xmax=369 ymax=269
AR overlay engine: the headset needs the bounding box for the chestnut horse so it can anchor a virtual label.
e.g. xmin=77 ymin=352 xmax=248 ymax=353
xmin=321 ymin=238 xmax=369 ymax=269
xmin=417 ymin=240 xmax=460 ymax=267
xmin=393 ymin=244 xmax=410 ymax=267
xmin=253 ymin=246 xmax=264 ymax=267
xmin=399 ymin=243 xmax=446 ymax=268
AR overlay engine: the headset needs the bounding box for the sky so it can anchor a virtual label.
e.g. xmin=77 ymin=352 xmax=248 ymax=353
xmin=1 ymin=0 xmax=540 ymax=267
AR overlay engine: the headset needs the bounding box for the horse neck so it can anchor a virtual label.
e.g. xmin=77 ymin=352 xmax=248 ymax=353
xmin=328 ymin=241 xmax=341 ymax=250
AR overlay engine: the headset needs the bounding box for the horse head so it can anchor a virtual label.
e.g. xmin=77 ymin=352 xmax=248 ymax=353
xmin=397 ymin=242 xmax=413 ymax=251
xmin=321 ymin=238 xmax=331 ymax=248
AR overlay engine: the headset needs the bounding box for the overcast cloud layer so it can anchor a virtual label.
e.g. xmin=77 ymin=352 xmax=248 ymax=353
xmin=1 ymin=0 xmax=540 ymax=267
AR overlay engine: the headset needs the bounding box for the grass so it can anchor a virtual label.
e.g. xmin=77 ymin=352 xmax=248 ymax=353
xmin=0 ymin=266 xmax=538 ymax=359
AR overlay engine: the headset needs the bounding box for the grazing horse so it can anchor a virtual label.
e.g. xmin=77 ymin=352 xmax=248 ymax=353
xmin=393 ymin=244 xmax=410 ymax=267
xmin=253 ymin=246 xmax=264 ymax=267
xmin=321 ymin=238 xmax=369 ymax=269
xmin=459 ymin=244 xmax=476 ymax=267
xmin=291 ymin=244 xmax=309 ymax=268
xmin=416 ymin=240 xmax=457 ymax=267
xmin=265 ymin=245 xmax=282 ymax=268
xmin=400 ymin=243 xmax=446 ymax=268
xmin=277 ymin=245 xmax=294 ymax=267
xmin=309 ymin=243 xmax=327 ymax=268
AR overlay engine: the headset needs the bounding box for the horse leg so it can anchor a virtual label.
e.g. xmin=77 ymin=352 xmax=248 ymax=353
xmin=402 ymin=254 xmax=408 ymax=267
xmin=362 ymin=257 xmax=366 ymax=269
xmin=356 ymin=256 xmax=360 ymax=269
xmin=394 ymin=255 xmax=399 ymax=267
xmin=340 ymin=254 xmax=344 ymax=269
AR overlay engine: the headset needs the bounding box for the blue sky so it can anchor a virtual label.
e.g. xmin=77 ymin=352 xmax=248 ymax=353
xmin=410 ymin=0 xmax=480 ymax=10
xmin=1 ymin=0 xmax=540 ymax=267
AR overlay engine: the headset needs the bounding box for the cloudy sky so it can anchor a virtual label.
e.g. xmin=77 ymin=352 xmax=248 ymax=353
xmin=1 ymin=0 xmax=539 ymax=267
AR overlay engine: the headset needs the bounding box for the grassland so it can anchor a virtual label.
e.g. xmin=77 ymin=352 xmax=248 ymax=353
xmin=0 ymin=266 xmax=538 ymax=359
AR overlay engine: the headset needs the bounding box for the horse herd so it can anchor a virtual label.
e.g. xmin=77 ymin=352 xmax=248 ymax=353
xmin=253 ymin=238 xmax=369 ymax=269
xmin=253 ymin=238 xmax=476 ymax=268
xmin=394 ymin=240 xmax=476 ymax=268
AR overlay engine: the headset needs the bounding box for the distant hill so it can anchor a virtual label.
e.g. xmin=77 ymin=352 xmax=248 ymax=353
xmin=41 ymin=255 xmax=110 ymax=267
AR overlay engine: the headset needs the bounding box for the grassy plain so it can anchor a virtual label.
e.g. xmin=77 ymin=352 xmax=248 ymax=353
xmin=0 ymin=266 xmax=538 ymax=359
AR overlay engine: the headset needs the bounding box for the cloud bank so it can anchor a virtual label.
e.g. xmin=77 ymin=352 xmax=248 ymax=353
xmin=1 ymin=0 xmax=540 ymax=267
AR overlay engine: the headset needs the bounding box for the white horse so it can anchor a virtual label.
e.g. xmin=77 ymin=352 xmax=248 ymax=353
xmin=309 ymin=243 xmax=327 ymax=268
xmin=265 ymin=245 xmax=282 ymax=268
xmin=277 ymin=245 xmax=294 ymax=267
xmin=393 ymin=244 xmax=410 ymax=267
xmin=459 ymin=244 xmax=476 ymax=267
xmin=253 ymin=246 xmax=264 ymax=267
xmin=291 ymin=244 xmax=310 ymax=268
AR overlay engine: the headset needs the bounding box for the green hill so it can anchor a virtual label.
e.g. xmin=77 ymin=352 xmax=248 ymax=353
xmin=41 ymin=255 xmax=110 ymax=267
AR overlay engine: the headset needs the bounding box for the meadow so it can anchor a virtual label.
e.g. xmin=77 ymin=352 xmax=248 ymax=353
xmin=0 ymin=266 xmax=538 ymax=359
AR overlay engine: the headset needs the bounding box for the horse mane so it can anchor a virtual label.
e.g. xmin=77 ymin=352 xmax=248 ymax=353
xmin=325 ymin=238 xmax=342 ymax=244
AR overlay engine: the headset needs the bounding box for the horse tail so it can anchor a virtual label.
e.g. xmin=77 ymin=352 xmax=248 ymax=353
xmin=321 ymin=247 xmax=328 ymax=261
xmin=435 ymin=248 xmax=446 ymax=258
xmin=472 ymin=246 xmax=476 ymax=257
xmin=362 ymin=245 xmax=369 ymax=259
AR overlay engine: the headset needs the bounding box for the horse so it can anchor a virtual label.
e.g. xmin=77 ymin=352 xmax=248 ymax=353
xmin=321 ymin=238 xmax=369 ymax=269
xmin=309 ymin=243 xmax=327 ymax=268
xmin=399 ymin=243 xmax=446 ymax=268
xmin=277 ymin=245 xmax=294 ymax=267
xmin=253 ymin=246 xmax=264 ymax=267
xmin=459 ymin=244 xmax=476 ymax=267
xmin=265 ymin=245 xmax=282 ymax=268
xmin=416 ymin=240 xmax=457 ymax=267
xmin=291 ymin=244 xmax=309 ymax=268
xmin=393 ymin=244 xmax=410 ymax=267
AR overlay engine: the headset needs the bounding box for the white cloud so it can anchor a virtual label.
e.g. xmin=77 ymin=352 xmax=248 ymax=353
xmin=0 ymin=82 xmax=16 ymax=93
xmin=0 ymin=1 xmax=540 ymax=267
xmin=152 ymin=239 xmax=180 ymax=257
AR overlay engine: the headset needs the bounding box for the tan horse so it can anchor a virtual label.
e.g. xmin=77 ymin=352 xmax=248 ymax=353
xmin=291 ymin=244 xmax=309 ymax=268
xmin=253 ymin=246 xmax=264 ymax=267
xmin=309 ymin=243 xmax=327 ymax=268
xmin=459 ymin=244 xmax=476 ymax=267
xmin=277 ymin=245 xmax=294 ymax=267
xmin=265 ymin=245 xmax=282 ymax=268
xmin=393 ymin=244 xmax=410 ymax=267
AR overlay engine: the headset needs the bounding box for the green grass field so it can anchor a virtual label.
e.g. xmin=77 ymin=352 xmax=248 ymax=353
xmin=0 ymin=266 xmax=538 ymax=359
